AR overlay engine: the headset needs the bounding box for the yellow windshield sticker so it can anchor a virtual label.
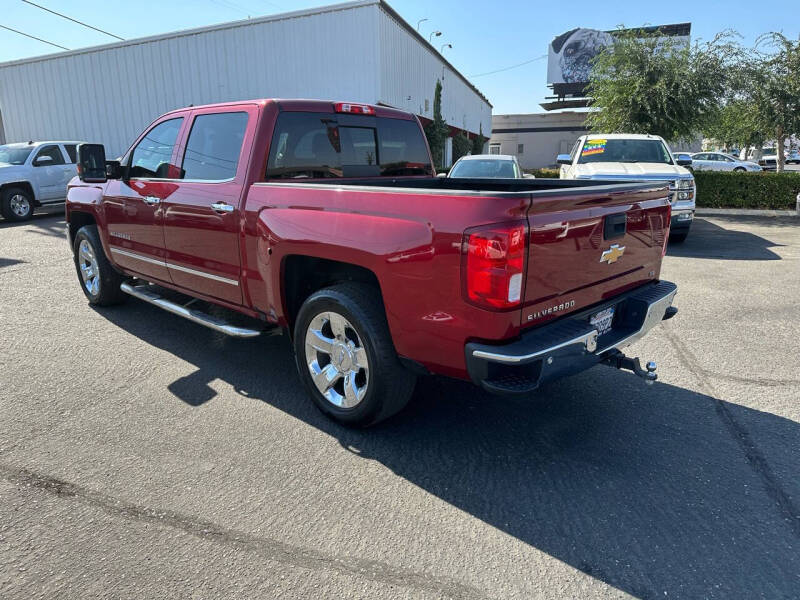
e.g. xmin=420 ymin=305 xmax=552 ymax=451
xmin=582 ymin=139 xmax=607 ymax=156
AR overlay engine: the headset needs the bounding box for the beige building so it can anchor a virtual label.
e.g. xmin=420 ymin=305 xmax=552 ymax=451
xmin=489 ymin=112 xmax=589 ymax=169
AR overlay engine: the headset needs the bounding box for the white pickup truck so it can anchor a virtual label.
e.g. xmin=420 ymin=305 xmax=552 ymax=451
xmin=0 ymin=141 xmax=83 ymax=222
xmin=558 ymin=134 xmax=696 ymax=242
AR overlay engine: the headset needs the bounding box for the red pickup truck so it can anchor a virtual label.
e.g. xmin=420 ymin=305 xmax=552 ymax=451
xmin=67 ymin=99 xmax=677 ymax=426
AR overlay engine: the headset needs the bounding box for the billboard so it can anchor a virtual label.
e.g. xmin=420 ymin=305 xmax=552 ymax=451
xmin=547 ymin=24 xmax=691 ymax=90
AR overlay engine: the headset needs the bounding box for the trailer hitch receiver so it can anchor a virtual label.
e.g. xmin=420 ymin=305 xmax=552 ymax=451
xmin=602 ymin=352 xmax=658 ymax=385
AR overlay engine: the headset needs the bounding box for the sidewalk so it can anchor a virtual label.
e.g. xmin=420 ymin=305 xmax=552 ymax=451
xmin=695 ymin=207 xmax=798 ymax=217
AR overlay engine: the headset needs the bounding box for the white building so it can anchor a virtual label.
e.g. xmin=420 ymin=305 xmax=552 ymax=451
xmin=489 ymin=112 xmax=589 ymax=170
xmin=0 ymin=0 xmax=491 ymax=161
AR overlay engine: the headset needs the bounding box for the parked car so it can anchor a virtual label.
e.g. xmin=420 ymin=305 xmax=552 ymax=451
xmin=690 ymin=152 xmax=761 ymax=172
xmin=758 ymin=155 xmax=777 ymax=171
xmin=557 ymin=134 xmax=695 ymax=243
xmin=66 ymin=99 xmax=677 ymax=427
xmin=785 ymin=151 xmax=800 ymax=165
xmin=447 ymin=154 xmax=529 ymax=178
xmin=0 ymin=140 xmax=84 ymax=221
xmin=672 ymin=152 xmax=694 ymax=172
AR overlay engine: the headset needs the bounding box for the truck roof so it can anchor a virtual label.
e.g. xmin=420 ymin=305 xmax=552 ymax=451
xmin=1 ymin=140 xmax=84 ymax=147
xmin=160 ymin=98 xmax=416 ymax=121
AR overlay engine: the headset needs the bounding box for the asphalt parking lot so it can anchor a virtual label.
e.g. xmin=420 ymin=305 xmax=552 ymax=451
xmin=1 ymin=208 xmax=799 ymax=599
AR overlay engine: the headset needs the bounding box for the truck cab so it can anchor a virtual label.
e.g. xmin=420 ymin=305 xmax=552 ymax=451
xmin=557 ymin=134 xmax=696 ymax=243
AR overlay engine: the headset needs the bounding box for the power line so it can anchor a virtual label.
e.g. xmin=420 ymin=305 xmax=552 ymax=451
xmin=20 ymin=0 xmax=124 ymax=40
xmin=469 ymin=55 xmax=548 ymax=78
xmin=0 ymin=23 xmax=69 ymax=50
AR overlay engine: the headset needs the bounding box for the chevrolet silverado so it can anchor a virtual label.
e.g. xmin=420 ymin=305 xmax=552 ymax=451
xmin=67 ymin=99 xmax=677 ymax=426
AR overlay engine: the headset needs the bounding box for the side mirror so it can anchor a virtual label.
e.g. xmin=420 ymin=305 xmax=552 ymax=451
xmin=556 ymin=154 xmax=572 ymax=165
xmin=77 ymin=143 xmax=108 ymax=183
xmin=33 ymin=155 xmax=53 ymax=166
xmin=676 ymin=158 xmax=693 ymax=167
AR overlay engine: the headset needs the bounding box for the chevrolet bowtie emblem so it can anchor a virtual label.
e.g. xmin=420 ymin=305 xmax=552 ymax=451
xmin=600 ymin=244 xmax=625 ymax=264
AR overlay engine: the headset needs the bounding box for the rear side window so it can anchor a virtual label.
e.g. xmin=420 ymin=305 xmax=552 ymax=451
xmin=266 ymin=112 xmax=432 ymax=179
xmin=181 ymin=112 xmax=248 ymax=181
xmin=63 ymin=144 xmax=77 ymax=163
xmin=129 ymin=117 xmax=183 ymax=179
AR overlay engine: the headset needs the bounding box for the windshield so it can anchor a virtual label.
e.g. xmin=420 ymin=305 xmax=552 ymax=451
xmin=449 ymin=159 xmax=518 ymax=178
xmin=577 ymin=138 xmax=674 ymax=165
xmin=0 ymin=145 xmax=34 ymax=165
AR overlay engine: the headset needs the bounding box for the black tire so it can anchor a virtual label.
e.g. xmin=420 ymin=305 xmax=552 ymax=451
xmin=669 ymin=231 xmax=689 ymax=244
xmin=733 ymin=167 xmax=746 ymax=172
xmin=1 ymin=186 xmax=34 ymax=222
xmin=72 ymin=225 xmax=127 ymax=306
xmin=293 ymin=282 xmax=416 ymax=427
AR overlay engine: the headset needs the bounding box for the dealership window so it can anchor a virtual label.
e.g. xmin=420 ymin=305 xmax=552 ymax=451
xmin=517 ymin=144 xmax=524 ymax=154
xmin=181 ymin=112 xmax=248 ymax=181
xmin=489 ymin=143 xmax=501 ymax=155
xmin=129 ymin=117 xmax=183 ymax=179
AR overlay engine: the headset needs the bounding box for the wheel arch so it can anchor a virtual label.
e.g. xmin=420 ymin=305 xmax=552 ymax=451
xmin=67 ymin=210 xmax=97 ymax=247
xmin=1 ymin=181 xmax=36 ymax=203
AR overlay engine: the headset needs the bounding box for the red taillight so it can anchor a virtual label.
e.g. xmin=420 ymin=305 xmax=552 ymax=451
xmin=662 ymin=203 xmax=672 ymax=256
xmin=463 ymin=222 xmax=527 ymax=310
xmin=334 ymin=102 xmax=376 ymax=115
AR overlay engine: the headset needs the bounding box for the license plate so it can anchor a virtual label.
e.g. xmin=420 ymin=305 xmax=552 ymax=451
xmin=590 ymin=307 xmax=615 ymax=335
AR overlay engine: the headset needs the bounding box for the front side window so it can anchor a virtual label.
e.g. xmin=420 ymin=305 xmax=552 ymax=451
xmin=576 ymin=138 xmax=674 ymax=165
xmin=129 ymin=118 xmax=183 ymax=179
xmin=266 ymin=112 xmax=432 ymax=179
xmin=0 ymin=145 xmax=33 ymax=165
xmin=34 ymin=145 xmax=65 ymax=166
xmin=181 ymin=112 xmax=248 ymax=181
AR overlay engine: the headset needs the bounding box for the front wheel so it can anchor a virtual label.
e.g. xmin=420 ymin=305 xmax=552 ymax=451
xmin=1 ymin=187 xmax=34 ymax=222
xmin=72 ymin=225 xmax=128 ymax=306
xmin=733 ymin=167 xmax=746 ymax=172
xmin=293 ymin=283 xmax=416 ymax=427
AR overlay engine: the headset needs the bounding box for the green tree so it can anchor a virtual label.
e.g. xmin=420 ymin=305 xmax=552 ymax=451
xmin=471 ymin=124 xmax=487 ymax=155
xmin=704 ymin=99 xmax=766 ymax=152
xmin=735 ymin=34 xmax=800 ymax=172
xmin=586 ymin=29 xmax=739 ymax=142
xmin=452 ymin=131 xmax=471 ymax=162
xmin=424 ymin=79 xmax=449 ymax=169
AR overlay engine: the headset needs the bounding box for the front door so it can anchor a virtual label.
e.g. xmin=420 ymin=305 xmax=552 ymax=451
xmin=31 ymin=144 xmax=68 ymax=200
xmin=161 ymin=108 xmax=253 ymax=305
xmin=104 ymin=116 xmax=185 ymax=283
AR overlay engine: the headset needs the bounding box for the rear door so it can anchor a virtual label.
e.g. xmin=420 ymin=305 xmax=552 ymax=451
xmin=161 ymin=106 xmax=255 ymax=305
xmin=104 ymin=115 xmax=186 ymax=283
xmin=522 ymin=184 xmax=670 ymax=328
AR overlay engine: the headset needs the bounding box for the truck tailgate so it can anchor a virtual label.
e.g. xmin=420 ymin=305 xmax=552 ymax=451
xmin=522 ymin=183 xmax=670 ymax=327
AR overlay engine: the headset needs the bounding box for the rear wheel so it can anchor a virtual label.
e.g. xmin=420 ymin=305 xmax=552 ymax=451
xmin=1 ymin=187 xmax=34 ymax=222
xmin=733 ymin=167 xmax=746 ymax=172
xmin=72 ymin=225 xmax=127 ymax=306
xmin=293 ymin=283 xmax=416 ymax=427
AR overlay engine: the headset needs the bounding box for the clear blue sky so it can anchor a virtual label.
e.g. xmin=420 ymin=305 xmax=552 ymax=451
xmin=1 ymin=0 xmax=798 ymax=114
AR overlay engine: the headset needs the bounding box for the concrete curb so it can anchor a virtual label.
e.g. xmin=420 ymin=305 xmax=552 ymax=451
xmin=696 ymin=208 xmax=799 ymax=218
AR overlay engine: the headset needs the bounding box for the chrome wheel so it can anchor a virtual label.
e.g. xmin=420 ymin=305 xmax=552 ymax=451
xmin=304 ymin=311 xmax=369 ymax=408
xmin=78 ymin=239 xmax=100 ymax=296
xmin=9 ymin=193 xmax=31 ymax=218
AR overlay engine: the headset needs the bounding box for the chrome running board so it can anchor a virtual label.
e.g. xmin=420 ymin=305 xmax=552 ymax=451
xmin=120 ymin=282 xmax=262 ymax=338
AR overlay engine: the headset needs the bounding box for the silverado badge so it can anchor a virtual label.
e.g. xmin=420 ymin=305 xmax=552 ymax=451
xmin=600 ymin=244 xmax=625 ymax=264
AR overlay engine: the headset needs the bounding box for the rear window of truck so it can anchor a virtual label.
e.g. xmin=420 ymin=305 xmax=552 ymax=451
xmin=266 ymin=112 xmax=432 ymax=179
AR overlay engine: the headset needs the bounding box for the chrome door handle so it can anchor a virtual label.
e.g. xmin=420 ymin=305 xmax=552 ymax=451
xmin=211 ymin=202 xmax=234 ymax=214
xmin=143 ymin=196 xmax=160 ymax=205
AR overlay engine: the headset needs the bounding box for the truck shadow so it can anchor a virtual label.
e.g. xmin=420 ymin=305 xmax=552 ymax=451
xmin=667 ymin=217 xmax=784 ymax=260
xmin=95 ymin=302 xmax=800 ymax=598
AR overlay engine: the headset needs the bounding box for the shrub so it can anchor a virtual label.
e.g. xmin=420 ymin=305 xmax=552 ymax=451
xmin=693 ymin=170 xmax=800 ymax=209
xmin=525 ymin=168 xmax=559 ymax=178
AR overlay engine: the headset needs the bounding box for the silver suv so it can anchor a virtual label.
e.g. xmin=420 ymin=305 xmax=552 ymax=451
xmin=0 ymin=141 xmax=84 ymax=221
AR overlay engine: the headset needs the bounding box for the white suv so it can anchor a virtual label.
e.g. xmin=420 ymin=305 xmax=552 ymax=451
xmin=557 ymin=134 xmax=696 ymax=242
xmin=0 ymin=141 xmax=84 ymax=221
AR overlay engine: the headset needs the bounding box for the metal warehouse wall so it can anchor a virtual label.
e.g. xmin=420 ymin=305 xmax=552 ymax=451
xmin=377 ymin=8 xmax=491 ymax=137
xmin=0 ymin=0 xmax=490 ymax=158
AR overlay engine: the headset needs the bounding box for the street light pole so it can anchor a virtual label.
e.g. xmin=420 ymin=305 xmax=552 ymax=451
xmin=429 ymin=30 xmax=441 ymax=43
xmin=440 ymin=43 xmax=452 ymax=53
xmin=416 ymin=18 xmax=428 ymax=31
